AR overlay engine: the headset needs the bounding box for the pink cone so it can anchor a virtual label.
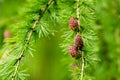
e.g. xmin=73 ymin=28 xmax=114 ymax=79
xmin=74 ymin=33 xmax=83 ymax=50
xmin=68 ymin=46 xmax=77 ymax=57
xmin=69 ymin=17 xmax=79 ymax=30
xmin=4 ymin=30 xmax=11 ymax=38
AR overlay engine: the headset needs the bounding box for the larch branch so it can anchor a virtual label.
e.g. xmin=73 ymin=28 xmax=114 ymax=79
xmin=11 ymin=0 xmax=54 ymax=79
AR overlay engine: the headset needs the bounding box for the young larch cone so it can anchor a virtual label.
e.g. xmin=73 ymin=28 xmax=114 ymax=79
xmin=68 ymin=46 xmax=77 ymax=57
xmin=74 ymin=33 xmax=84 ymax=51
xmin=72 ymin=63 xmax=78 ymax=68
xmin=69 ymin=17 xmax=79 ymax=30
xmin=4 ymin=30 xmax=11 ymax=38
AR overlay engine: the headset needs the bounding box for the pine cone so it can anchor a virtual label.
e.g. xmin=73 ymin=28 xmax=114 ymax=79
xmin=68 ymin=46 xmax=77 ymax=57
xmin=69 ymin=17 xmax=79 ymax=30
xmin=74 ymin=33 xmax=84 ymax=51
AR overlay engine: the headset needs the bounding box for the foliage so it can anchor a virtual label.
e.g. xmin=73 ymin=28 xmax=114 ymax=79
xmin=60 ymin=0 xmax=99 ymax=80
xmin=0 ymin=0 xmax=58 ymax=80
xmin=0 ymin=0 xmax=120 ymax=80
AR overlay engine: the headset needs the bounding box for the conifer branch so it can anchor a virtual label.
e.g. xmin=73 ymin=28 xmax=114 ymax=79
xmin=61 ymin=0 xmax=97 ymax=79
xmin=76 ymin=0 xmax=84 ymax=80
xmin=11 ymin=0 xmax=54 ymax=79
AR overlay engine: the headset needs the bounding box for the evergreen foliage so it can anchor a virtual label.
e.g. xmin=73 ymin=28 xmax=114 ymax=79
xmin=0 ymin=0 xmax=58 ymax=79
xmin=60 ymin=0 xmax=99 ymax=80
xmin=0 ymin=0 xmax=120 ymax=80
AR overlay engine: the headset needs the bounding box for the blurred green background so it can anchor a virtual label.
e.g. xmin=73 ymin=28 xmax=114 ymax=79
xmin=0 ymin=0 xmax=120 ymax=80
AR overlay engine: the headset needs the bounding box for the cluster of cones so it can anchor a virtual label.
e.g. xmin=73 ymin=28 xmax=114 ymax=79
xmin=68 ymin=17 xmax=84 ymax=58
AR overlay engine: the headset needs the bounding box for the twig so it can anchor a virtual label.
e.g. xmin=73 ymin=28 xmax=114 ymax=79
xmin=76 ymin=0 xmax=85 ymax=80
xmin=11 ymin=0 xmax=54 ymax=79
xmin=80 ymin=52 xmax=84 ymax=80
xmin=77 ymin=0 xmax=80 ymax=26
